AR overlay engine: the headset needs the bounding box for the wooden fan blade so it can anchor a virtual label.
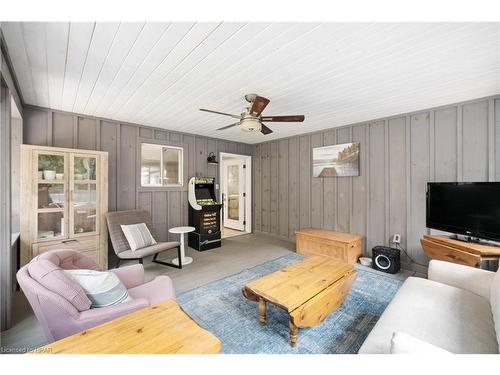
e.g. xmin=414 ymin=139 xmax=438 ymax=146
xmin=249 ymin=96 xmax=270 ymax=117
xmin=217 ymin=122 xmax=240 ymax=130
xmin=200 ymin=108 xmax=241 ymax=119
xmin=260 ymin=115 xmax=305 ymax=122
xmin=260 ymin=123 xmax=273 ymax=135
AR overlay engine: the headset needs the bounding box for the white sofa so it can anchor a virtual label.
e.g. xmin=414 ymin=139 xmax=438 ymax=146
xmin=358 ymin=260 xmax=500 ymax=354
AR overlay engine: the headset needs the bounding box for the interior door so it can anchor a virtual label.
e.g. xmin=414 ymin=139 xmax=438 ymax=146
xmin=223 ymin=159 xmax=245 ymax=231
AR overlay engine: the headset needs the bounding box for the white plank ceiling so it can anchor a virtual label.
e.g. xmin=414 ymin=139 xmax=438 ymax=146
xmin=1 ymin=22 xmax=499 ymax=144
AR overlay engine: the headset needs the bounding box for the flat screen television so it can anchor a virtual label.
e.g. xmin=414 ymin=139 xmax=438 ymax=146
xmin=426 ymin=182 xmax=500 ymax=242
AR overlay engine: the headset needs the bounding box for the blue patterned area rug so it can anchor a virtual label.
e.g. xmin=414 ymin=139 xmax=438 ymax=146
xmin=177 ymin=253 xmax=403 ymax=354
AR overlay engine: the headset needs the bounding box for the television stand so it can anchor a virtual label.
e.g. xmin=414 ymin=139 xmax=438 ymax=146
xmin=421 ymin=235 xmax=500 ymax=268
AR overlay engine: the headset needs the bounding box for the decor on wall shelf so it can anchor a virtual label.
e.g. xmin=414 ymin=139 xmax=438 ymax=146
xmin=207 ymin=152 xmax=218 ymax=165
xmin=312 ymin=142 xmax=360 ymax=177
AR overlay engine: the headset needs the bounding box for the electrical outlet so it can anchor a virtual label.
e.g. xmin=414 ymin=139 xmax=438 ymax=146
xmin=392 ymin=234 xmax=401 ymax=244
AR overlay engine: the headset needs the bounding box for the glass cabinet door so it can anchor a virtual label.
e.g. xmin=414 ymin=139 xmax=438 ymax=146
xmin=35 ymin=151 xmax=68 ymax=240
xmin=70 ymin=154 xmax=98 ymax=236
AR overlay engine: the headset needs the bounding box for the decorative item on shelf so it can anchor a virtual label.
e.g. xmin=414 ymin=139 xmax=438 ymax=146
xmin=43 ymin=170 xmax=56 ymax=180
xmin=207 ymin=152 xmax=218 ymax=165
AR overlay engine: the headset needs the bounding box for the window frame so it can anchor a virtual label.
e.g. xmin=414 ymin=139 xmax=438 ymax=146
xmin=140 ymin=143 xmax=184 ymax=188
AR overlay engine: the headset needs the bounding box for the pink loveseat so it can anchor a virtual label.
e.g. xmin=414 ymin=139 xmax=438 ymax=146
xmin=17 ymin=249 xmax=176 ymax=342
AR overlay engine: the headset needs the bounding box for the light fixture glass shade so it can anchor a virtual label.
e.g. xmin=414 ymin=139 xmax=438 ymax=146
xmin=240 ymin=118 xmax=262 ymax=132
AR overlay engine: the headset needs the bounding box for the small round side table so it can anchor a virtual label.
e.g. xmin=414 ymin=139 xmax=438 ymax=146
xmin=169 ymin=226 xmax=195 ymax=266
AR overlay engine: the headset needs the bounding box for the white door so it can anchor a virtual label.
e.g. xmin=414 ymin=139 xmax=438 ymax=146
xmin=223 ymin=159 xmax=245 ymax=231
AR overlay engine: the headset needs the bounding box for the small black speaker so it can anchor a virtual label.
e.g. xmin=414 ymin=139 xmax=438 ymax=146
xmin=372 ymin=246 xmax=401 ymax=274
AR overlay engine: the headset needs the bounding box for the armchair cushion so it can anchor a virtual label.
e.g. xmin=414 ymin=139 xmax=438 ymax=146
xmin=117 ymin=242 xmax=180 ymax=259
xmin=64 ymin=269 xmax=131 ymax=308
xmin=390 ymin=332 xmax=451 ymax=354
xmin=28 ymin=259 xmax=91 ymax=312
xmin=79 ymin=297 xmax=149 ymax=323
xmin=428 ymin=259 xmax=495 ymax=299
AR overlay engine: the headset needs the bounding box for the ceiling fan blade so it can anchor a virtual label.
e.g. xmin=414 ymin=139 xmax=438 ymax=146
xmin=260 ymin=115 xmax=305 ymax=122
xmin=260 ymin=123 xmax=273 ymax=135
xmin=249 ymin=96 xmax=270 ymax=117
xmin=200 ymin=108 xmax=241 ymax=119
xmin=217 ymin=122 xmax=240 ymax=131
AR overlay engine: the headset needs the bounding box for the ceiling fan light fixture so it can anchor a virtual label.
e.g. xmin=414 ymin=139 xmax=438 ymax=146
xmin=240 ymin=117 xmax=262 ymax=132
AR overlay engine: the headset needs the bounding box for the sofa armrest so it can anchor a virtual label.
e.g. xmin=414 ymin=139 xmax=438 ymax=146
xmin=428 ymin=260 xmax=495 ymax=299
xmin=390 ymin=332 xmax=451 ymax=354
xmin=78 ymin=298 xmax=149 ymax=323
xmin=109 ymin=264 xmax=144 ymax=289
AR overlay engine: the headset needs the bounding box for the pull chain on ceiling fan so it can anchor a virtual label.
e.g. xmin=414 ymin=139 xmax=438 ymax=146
xmin=199 ymin=94 xmax=305 ymax=135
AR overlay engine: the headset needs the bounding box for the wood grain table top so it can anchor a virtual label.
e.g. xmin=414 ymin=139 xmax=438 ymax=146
xmin=34 ymin=300 xmax=221 ymax=354
xmin=244 ymin=256 xmax=354 ymax=312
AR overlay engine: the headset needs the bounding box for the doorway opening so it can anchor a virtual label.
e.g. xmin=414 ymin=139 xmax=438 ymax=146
xmin=219 ymin=152 xmax=252 ymax=239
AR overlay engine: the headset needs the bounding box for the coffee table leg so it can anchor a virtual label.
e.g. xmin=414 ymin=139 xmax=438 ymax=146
xmin=289 ymin=319 xmax=298 ymax=347
xmin=258 ymin=298 xmax=266 ymax=325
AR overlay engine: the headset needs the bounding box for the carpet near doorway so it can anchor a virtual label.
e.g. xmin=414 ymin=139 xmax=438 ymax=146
xmin=177 ymin=253 xmax=403 ymax=354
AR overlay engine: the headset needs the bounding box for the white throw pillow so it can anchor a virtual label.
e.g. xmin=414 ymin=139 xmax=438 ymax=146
xmin=490 ymin=269 xmax=500 ymax=352
xmin=64 ymin=269 xmax=131 ymax=309
xmin=120 ymin=222 xmax=157 ymax=251
xmin=390 ymin=331 xmax=451 ymax=354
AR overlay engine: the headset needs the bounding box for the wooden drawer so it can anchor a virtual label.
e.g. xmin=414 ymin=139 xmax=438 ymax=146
xmin=32 ymin=235 xmax=99 ymax=257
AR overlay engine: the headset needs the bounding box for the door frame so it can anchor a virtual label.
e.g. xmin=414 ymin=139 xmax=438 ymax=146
xmin=219 ymin=152 xmax=252 ymax=236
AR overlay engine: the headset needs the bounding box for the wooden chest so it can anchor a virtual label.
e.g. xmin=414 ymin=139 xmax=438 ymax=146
xmin=295 ymin=228 xmax=363 ymax=265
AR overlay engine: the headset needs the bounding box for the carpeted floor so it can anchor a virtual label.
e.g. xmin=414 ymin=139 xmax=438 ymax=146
xmin=177 ymin=253 xmax=404 ymax=354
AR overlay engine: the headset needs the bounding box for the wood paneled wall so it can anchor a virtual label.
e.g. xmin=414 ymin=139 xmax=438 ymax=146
xmin=22 ymin=105 xmax=253 ymax=263
xmin=253 ymin=96 xmax=500 ymax=271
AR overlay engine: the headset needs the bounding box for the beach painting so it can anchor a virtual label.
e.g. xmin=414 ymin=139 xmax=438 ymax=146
xmin=312 ymin=142 xmax=360 ymax=177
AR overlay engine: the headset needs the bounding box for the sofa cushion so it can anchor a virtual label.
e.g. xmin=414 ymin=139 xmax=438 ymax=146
xmin=28 ymin=259 xmax=91 ymax=312
xmin=390 ymin=331 xmax=451 ymax=354
xmin=128 ymin=275 xmax=175 ymax=305
xmin=490 ymin=269 xmax=500 ymax=352
xmin=358 ymin=276 xmax=498 ymax=354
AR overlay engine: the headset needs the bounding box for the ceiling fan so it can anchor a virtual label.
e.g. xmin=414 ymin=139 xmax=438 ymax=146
xmin=199 ymin=94 xmax=305 ymax=135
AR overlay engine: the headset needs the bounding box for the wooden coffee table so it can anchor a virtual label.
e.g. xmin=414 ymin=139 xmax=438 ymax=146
xmin=33 ymin=300 xmax=221 ymax=354
xmin=243 ymin=256 xmax=356 ymax=347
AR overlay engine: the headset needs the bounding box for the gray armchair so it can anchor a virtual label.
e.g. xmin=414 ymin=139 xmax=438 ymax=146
xmin=106 ymin=209 xmax=182 ymax=268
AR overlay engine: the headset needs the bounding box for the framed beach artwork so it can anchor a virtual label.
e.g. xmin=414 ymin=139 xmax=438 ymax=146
xmin=312 ymin=142 xmax=360 ymax=177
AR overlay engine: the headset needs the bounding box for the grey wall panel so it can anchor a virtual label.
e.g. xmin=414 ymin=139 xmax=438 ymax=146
xmin=138 ymin=191 xmax=152 ymax=216
xmin=139 ymin=127 xmax=153 ymax=139
xmin=462 ymin=101 xmax=489 ymax=182
xmin=434 ymin=107 xmax=457 ymax=181
xmin=408 ymin=112 xmax=430 ymax=263
xmin=261 ymin=142 xmax=270 ymax=233
xmin=388 ymin=118 xmax=407 ymax=255
xmin=322 ymin=130 xmax=336 ymax=230
xmin=288 ymin=137 xmax=299 ymax=239
xmin=23 ymin=107 xmax=48 ymax=146
xmin=118 ymin=124 xmax=136 ymax=210
xmin=351 ymin=124 xmax=367 ymax=251
xmin=368 ymin=122 xmax=386 ymax=251
xmin=77 ymin=117 xmax=97 ymax=150
xmin=278 ymin=139 xmax=289 ymax=238
xmin=310 ymin=133 xmax=323 ymax=228
xmin=100 ymin=121 xmax=118 ymax=211
xmin=168 ymin=191 xmax=182 ymax=241
xmin=253 ymin=96 xmax=499 ymax=271
xmin=195 ymin=137 xmax=207 ymax=177
xmin=336 ymin=128 xmax=352 ymax=233
xmin=270 ymin=141 xmax=278 ymax=235
xmin=52 ymin=112 xmax=74 ymax=148
xmin=298 ymin=135 xmax=310 ymax=229
xmin=153 ymin=191 xmax=168 ymax=242
xmin=253 ymin=144 xmax=262 ymax=232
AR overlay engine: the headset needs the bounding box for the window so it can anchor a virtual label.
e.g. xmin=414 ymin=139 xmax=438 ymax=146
xmin=141 ymin=143 xmax=183 ymax=187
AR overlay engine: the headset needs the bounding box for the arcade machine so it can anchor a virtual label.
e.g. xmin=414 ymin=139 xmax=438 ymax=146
xmin=188 ymin=177 xmax=223 ymax=251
